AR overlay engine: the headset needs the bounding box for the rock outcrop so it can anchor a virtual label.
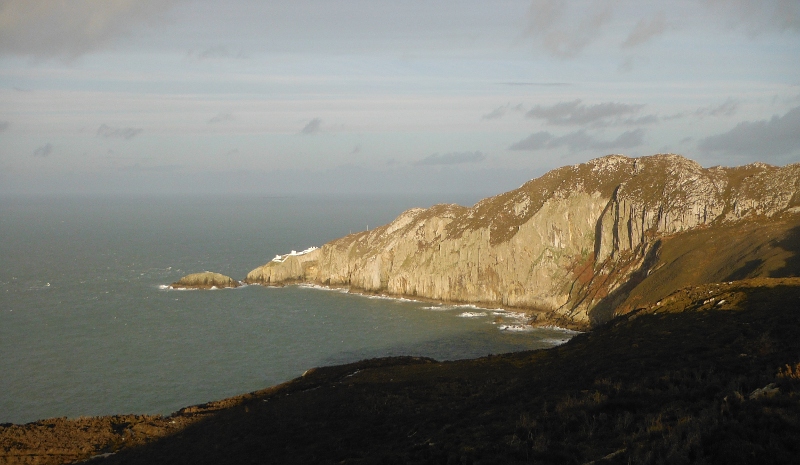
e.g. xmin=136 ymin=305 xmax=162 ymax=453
xmin=246 ymin=154 xmax=800 ymax=329
xmin=171 ymin=272 xmax=240 ymax=289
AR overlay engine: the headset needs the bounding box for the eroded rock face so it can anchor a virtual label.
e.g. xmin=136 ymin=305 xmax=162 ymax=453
xmin=246 ymin=154 xmax=800 ymax=328
xmin=172 ymin=272 xmax=240 ymax=289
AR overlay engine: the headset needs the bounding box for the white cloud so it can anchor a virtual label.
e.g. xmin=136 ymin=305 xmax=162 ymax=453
xmin=698 ymin=106 xmax=800 ymax=157
xmin=0 ymin=121 xmax=9 ymax=132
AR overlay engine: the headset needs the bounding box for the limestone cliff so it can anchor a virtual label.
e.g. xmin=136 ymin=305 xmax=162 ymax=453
xmin=246 ymin=154 xmax=800 ymax=329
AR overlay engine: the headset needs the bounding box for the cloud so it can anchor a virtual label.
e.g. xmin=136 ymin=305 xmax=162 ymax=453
xmin=300 ymin=118 xmax=322 ymax=135
xmin=526 ymin=0 xmax=614 ymax=58
xmin=696 ymin=98 xmax=739 ymax=117
xmin=97 ymin=124 xmax=143 ymax=140
xmin=351 ymin=145 xmax=362 ymax=154
xmin=0 ymin=0 xmax=180 ymax=58
xmin=624 ymin=115 xmax=659 ymax=125
xmin=0 ymin=121 xmax=8 ymax=132
xmin=698 ymin=106 xmax=800 ymax=156
xmin=508 ymin=128 xmax=645 ymax=152
xmin=482 ymin=103 xmax=524 ymax=120
xmin=526 ymin=99 xmax=646 ymax=126
xmin=191 ymin=46 xmax=246 ymax=60
xmin=414 ymin=151 xmax=486 ymax=166
xmin=622 ymin=11 xmax=667 ymax=48
xmin=208 ymin=112 xmax=235 ymax=124
xmin=502 ymin=82 xmax=571 ymax=87
xmin=33 ymin=143 xmax=53 ymax=157
xmin=705 ymin=0 xmax=800 ymax=34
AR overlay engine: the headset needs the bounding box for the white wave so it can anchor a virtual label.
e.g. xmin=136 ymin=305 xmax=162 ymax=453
xmin=498 ymin=324 xmax=534 ymax=332
xmin=458 ymin=311 xmax=488 ymax=318
xmin=365 ymin=294 xmax=416 ymax=302
xmin=297 ymin=284 xmax=349 ymax=293
xmin=421 ymin=305 xmax=456 ymax=311
xmin=542 ymin=338 xmax=571 ymax=346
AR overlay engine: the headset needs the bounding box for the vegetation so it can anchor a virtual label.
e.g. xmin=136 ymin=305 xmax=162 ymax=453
xmin=4 ymin=278 xmax=798 ymax=464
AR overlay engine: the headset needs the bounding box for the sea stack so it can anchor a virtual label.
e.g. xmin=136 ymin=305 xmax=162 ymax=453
xmin=171 ymin=272 xmax=240 ymax=289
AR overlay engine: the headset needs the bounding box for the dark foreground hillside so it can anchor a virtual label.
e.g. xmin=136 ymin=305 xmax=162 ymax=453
xmin=3 ymin=278 xmax=800 ymax=464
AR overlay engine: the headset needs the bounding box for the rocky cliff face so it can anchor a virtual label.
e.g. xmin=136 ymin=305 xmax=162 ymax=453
xmin=246 ymin=154 xmax=800 ymax=329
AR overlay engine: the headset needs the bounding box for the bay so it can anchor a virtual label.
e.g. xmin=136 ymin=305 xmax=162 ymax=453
xmin=0 ymin=195 xmax=573 ymax=424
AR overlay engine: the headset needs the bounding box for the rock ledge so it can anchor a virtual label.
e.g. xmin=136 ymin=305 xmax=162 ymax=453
xmin=171 ymin=272 xmax=240 ymax=289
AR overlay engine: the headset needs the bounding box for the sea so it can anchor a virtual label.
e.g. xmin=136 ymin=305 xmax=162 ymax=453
xmin=0 ymin=194 xmax=576 ymax=425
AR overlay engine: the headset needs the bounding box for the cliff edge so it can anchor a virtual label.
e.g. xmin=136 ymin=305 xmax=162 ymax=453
xmin=246 ymin=154 xmax=800 ymax=329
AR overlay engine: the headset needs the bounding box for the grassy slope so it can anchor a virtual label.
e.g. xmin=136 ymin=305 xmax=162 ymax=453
xmin=53 ymin=278 xmax=794 ymax=464
xmin=584 ymin=214 xmax=800 ymax=325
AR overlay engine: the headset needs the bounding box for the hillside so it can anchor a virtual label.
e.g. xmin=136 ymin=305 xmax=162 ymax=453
xmin=3 ymin=278 xmax=799 ymax=464
xmin=246 ymin=154 xmax=800 ymax=329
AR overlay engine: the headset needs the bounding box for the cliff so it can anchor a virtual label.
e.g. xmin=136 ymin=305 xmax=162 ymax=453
xmin=246 ymin=154 xmax=800 ymax=329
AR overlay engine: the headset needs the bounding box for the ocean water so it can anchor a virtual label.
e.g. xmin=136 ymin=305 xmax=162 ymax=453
xmin=0 ymin=195 xmax=575 ymax=424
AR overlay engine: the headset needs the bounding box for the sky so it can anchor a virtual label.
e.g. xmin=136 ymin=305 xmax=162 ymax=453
xmin=1 ymin=0 xmax=799 ymax=196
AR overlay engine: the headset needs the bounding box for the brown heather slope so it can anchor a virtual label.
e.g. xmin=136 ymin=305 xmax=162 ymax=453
xmin=3 ymin=278 xmax=799 ymax=464
xmin=246 ymin=154 xmax=800 ymax=330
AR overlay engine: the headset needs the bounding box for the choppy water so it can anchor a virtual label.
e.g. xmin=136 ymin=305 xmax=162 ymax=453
xmin=0 ymin=195 xmax=575 ymax=424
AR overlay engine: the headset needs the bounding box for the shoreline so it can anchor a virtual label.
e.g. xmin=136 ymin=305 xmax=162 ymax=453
xmin=246 ymin=280 xmax=585 ymax=333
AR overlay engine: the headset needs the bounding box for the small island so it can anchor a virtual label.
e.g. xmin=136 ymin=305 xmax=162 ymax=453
xmin=170 ymin=272 xmax=240 ymax=290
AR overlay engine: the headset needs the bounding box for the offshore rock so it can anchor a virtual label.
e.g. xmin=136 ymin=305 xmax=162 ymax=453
xmin=246 ymin=154 xmax=800 ymax=329
xmin=171 ymin=272 xmax=240 ymax=289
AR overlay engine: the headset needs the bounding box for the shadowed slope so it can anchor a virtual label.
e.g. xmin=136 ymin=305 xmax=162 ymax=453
xmin=3 ymin=279 xmax=795 ymax=464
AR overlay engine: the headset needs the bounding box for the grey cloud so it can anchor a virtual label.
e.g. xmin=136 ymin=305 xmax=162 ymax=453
xmin=705 ymin=0 xmax=800 ymax=34
xmin=526 ymin=99 xmax=646 ymax=126
xmin=624 ymin=115 xmax=660 ymax=125
xmin=33 ymin=143 xmax=53 ymax=157
xmin=482 ymin=104 xmax=524 ymax=120
xmin=526 ymin=0 xmax=613 ymax=58
xmin=509 ymin=128 xmax=645 ymax=152
xmin=503 ymin=82 xmax=571 ymax=87
xmin=208 ymin=112 xmax=235 ymax=123
xmin=118 ymin=163 xmax=184 ymax=173
xmin=507 ymin=132 xmax=553 ymax=151
xmin=0 ymin=121 xmax=9 ymax=132
xmin=0 ymin=0 xmax=181 ymax=58
xmin=483 ymin=105 xmax=510 ymax=120
xmin=97 ymin=124 xmax=143 ymax=140
xmin=414 ymin=151 xmax=486 ymax=166
xmin=194 ymin=46 xmax=246 ymax=60
xmin=696 ymin=98 xmax=739 ymax=117
xmin=622 ymin=11 xmax=667 ymax=48
xmin=698 ymin=106 xmax=800 ymax=156
xmin=300 ymin=118 xmax=322 ymax=135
